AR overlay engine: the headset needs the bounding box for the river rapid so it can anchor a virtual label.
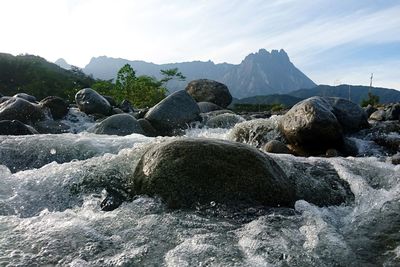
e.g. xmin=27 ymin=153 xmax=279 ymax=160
xmin=0 ymin=111 xmax=399 ymax=266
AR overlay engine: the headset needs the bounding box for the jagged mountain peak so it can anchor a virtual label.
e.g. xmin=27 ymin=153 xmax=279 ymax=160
xmin=83 ymin=48 xmax=316 ymax=98
xmin=54 ymin=58 xmax=71 ymax=70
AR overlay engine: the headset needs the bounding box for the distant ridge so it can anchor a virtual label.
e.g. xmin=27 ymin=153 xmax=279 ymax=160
xmin=83 ymin=49 xmax=316 ymax=98
xmin=289 ymin=84 xmax=400 ymax=104
xmin=55 ymin=58 xmax=71 ymax=70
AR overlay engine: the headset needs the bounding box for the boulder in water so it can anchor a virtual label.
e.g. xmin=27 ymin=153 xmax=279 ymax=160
xmin=185 ymin=79 xmax=232 ymax=108
xmin=131 ymin=138 xmax=295 ymax=208
xmin=262 ymin=140 xmax=291 ymax=154
xmin=205 ymin=113 xmax=244 ymax=128
xmin=39 ymin=96 xmax=69 ymax=120
xmin=369 ymin=109 xmax=386 ymax=121
xmin=279 ymin=97 xmax=343 ymax=150
xmin=198 ymin=102 xmax=223 ymax=113
xmin=0 ymin=97 xmax=45 ymax=124
xmin=75 ymin=88 xmax=112 ymax=116
xmin=102 ymin=95 xmax=117 ymax=107
xmin=326 ymin=97 xmax=369 ymax=133
xmin=138 ymin=118 xmax=158 ymax=137
xmin=13 ymin=93 xmax=37 ymax=103
xmin=33 ymin=120 xmax=70 ymax=134
xmin=386 ymin=103 xmax=400 ymax=121
xmin=144 ymin=90 xmax=200 ymax=136
xmin=0 ymin=120 xmax=38 ymax=135
xmin=90 ymin=114 xmax=144 ymax=136
xmin=228 ymin=117 xmax=285 ymax=147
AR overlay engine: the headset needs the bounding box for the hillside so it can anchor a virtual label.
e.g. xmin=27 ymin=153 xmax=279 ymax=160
xmin=289 ymin=84 xmax=400 ymax=104
xmin=0 ymin=53 xmax=94 ymax=101
xmin=83 ymin=49 xmax=316 ymax=98
xmin=231 ymin=94 xmax=302 ymax=107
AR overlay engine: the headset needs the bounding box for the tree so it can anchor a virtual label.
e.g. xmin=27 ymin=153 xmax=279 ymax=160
xmin=361 ymin=92 xmax=379 ymax=107
xmin=160 ymin=68 xmax=186 ymax=85
xmin=104 ymin=64 xmax=168 ymax=108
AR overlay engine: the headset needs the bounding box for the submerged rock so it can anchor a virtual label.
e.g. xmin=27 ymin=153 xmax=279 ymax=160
xmin=144 ymin=90 xmax=200 ymax=136
xmin=40 ymin=96 xmax=69 ymax=120
xmin=75 ymin=88 xmax=112 ymax=116
xmin=262 ymin=140 xmax=291 ymax=154
xmin=197 ymin=101 xmax=223 ymax=113
xmin=205 ymin=113 xmax=244 ymax=128
xmin=186 ymin=79 xmax=232 ymax=108
xmin=90 ymin=114 xmax=144 ymax=136
xmin=131 ymin=138 xmax=295 ymax=208
xmin=0 ymin=97 xmax=45 ymax=124
xmin=228 ymin=117 xmax=285 ymax=147
xmin=0 ymin=120 xmax=38 ymax=135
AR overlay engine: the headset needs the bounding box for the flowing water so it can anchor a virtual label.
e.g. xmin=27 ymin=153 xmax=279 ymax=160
xmin=0 ymin=113 xmax=399 ymax=266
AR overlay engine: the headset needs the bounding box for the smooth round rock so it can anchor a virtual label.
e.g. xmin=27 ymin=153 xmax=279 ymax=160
xmin=144 ymin=90 xmax=200 ymax=136
xmin=326 ymin=97 xmax=369 ymax=133
xmin=75 ymin=88 xmax=112 ymax=116
xmin=0 ymin=97 xmax=45 ymax=124
xmin=279 ymin=97 xmax=343 ymax=148
xmin=131 ymin=138 xmax=295 ymax=208
xmin=185 ymin=79 xmax=232 ymax=108
xmin=90 ymin=114 xmax=145 ymax=136
xmin=262 ymin=140 xmax=291 ymax=154
xmin=0 ymin=120 xmax=38 ymax=135
xmin=40 ymin=96 xmax=69 ymax=120
xmin=13 ymin=93 xmax=37 ymax=103
xmin=205 ymin=113 xmax=244 ymax=128
xmin=197 ymin=102 xmax=223 ymax=113
xmin=138 ymin=118 xmax=158 ymax=137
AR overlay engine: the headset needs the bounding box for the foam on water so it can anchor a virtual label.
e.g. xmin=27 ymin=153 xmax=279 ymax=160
xmin=0 ymin=120 xmax=399 ymax=266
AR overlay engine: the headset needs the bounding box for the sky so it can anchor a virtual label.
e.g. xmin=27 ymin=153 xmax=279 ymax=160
xmin=1 ymin=0 xmax=399 ymax=89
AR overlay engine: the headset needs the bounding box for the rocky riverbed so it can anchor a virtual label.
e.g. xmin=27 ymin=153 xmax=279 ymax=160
xmin=0 ymin=79 xmax=399 ymax=266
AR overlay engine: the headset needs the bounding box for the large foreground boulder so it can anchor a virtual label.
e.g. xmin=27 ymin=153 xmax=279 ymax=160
xmin=0 ymin=97 xmax=45 ymax=124
xmin=131 ymin=138 xmax=295 ymax=208
xmin=144 ymin=90 xmax=200 ymax=135
xmin=40 ymin=96 xmax=69 ymax=119
xmin=279 ymin=97 xmax=343 ymax=150
xmin=0 ymin=120 xmax=38 ymax=135
xmin=185 ymin=79 xmax=232 ymax=108
xmin=90 ymin=114 xmax=145 ymax=136
xmin=75 ymin=88 xmax=112 ymax=116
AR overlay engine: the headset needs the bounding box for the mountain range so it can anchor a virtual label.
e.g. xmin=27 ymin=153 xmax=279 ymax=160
xmin=79 ymin=49 xmax=316 ymax=98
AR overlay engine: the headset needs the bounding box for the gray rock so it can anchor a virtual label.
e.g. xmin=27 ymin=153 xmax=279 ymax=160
xmin=326 ymin=97 xmax=369 ymax=133
xmin=205 ymin=113 xmax=244 ymax=128
xmin=0 ymin=96 xmax=11 ymax=104
xmin=39 ymin=96 xmax=69 ymax=120
xmin=131 ymin=138 xmax=295 ymax=208
xmin=138 ymin=118 xmax=157 ymax=137
xmin=279 ymin=97 xmax=343 ymax=149
xmin=197 ymin=102 xmax=223 ymax=113
xmin=112 ymin=108 xmax=124 ymax=114
xmin=102 ymin=95 xmax=117 ymax=107
xmin=228 ymin=117 xmax=284 ymax=147
xmin=90 ymin=114 xmax=144 ymax=136
xmin=0 ymin=120 xmax=38 ymax=135
xmin=119 ymin=99 xmax=135 ymax=113
xmin=75 ymin=88 xmax=112 ymax=116
xmin=262 ymin=140 xmax=291 ymax=154
xmin=386 ymin=103 xmax=400 ymax=121
xmin=13 ymin=93 xmax=37 ymax=103
xmin=144 ymin=90 xmax=200 ymax=136
xmin=186 ymin=79 xmax=232 ymax=108
xmin=0 ymin=97 xmax=45 ymax=124
xmin=272 ymin=155 xmax=354 ymax=207
xmin=392 ymin=153 xmax=400 ymax=165
xmin=364 ymin=104 xmax=377 ymax=118
xmin=33 ymin=120 xmax=70 ymax=134
xmin=370 ymin=110 xmax=386 ymax=121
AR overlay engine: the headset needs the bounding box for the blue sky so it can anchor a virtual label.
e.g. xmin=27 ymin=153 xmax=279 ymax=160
xmin=1 ymin=0 xmax=399 ymax=89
